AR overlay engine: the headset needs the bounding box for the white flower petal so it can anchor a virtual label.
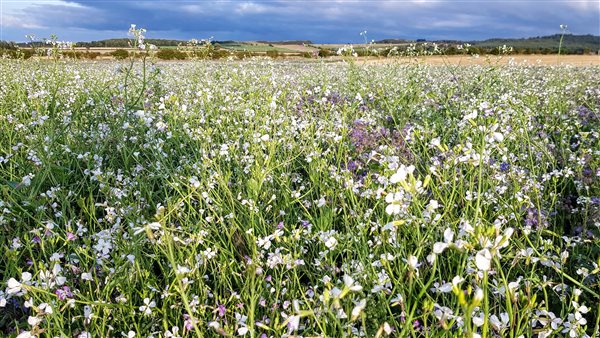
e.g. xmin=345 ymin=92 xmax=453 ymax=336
xmin=433 ymin=242 xmax=448 ymax=254
xmin=475 ymin=249 xmax=492 ymax=271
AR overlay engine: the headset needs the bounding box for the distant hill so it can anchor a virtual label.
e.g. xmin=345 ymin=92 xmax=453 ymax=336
xmin=255 ymin=40 xmax=312 ymax=45
xmin=70 ymin=39 xmax=313 ymax=48
xmin=12 ymin=38 xmax=191 ymax=48
xmin=374 ymin=34 xmax=599 ymax=54
xmin=75 ymin=38 xmax=190 ymax=48
xmin=471 ymin=34 xmax=599 ymax=53
xmin=374 ymin=38 xmax=413 ymax=44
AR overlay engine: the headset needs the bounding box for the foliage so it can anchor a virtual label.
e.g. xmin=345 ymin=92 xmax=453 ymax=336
xmin=156 ymin=48 xmax=187 ymax=60
xmin=0 ymin=49 xmax=34 ymax=59
xmin=111 ymin=49 xmax=130 ymax=60
xmin=61 ymin=51 xmax=102 ymax=59
xmin=265 ymin=50 xmax=280 ymax=58
xmin=318 ymin=48 xmax=332 ymax=57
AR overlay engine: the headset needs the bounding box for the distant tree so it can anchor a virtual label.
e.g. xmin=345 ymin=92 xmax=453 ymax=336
xmin=445 ymin=46 xmax=458 ymax=55
xmin=210 ymin=50 xmax=230 ymax=59
xmin=111 ymin=49 xmax=130 ymax=60
xmin=318 ymin=48 xmax=331 ymax=57
xmin=266 ymin=50 xmax=280 ymax=58
xmin=156 ymin=49 xmax=186 ymax=60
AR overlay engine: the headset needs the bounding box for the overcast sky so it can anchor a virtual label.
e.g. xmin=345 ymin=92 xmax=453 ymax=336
xmin=1 ymin=0 xmax=599 ymax=43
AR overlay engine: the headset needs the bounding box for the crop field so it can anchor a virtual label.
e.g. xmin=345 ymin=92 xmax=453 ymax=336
xmin=219 ymin=43 xmax=297 ymax=53
xmin=0 ymin=55 xmax=599 ymax=338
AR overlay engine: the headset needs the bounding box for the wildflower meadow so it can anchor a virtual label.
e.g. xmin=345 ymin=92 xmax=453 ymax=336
xmin=0 ymin=27 xmax=599 ymax=338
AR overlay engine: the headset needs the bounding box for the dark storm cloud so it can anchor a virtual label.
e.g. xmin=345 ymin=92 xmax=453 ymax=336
xmin=2 ymin=0 xmax=599 ymax=42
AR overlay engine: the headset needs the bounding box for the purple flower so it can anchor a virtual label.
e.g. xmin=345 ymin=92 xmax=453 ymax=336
xmin=183 ymin=314 xmax=197 ymax=331
xmin=347 ymin=160 xmax=358 ymax=172
xmin=216 ymin=304 xmax=226 ymax=317
xmin=524 ymin=208 xmax=548 ymax=229
xmin=55 ymin=286 xmax=73 ymax=300
xmin=67 ymin=232 xmax=77 ymax=241
xmin=500 ymin=163 xmax=510 ymax=172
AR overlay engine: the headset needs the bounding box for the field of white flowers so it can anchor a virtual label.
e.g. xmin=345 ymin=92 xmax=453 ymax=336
xmin=0 ymin=52 xmax=598 ymax=337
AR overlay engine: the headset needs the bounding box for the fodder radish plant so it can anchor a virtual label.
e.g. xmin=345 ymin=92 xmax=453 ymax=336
xmin=0 ymin=27 xmax=599 ymax=338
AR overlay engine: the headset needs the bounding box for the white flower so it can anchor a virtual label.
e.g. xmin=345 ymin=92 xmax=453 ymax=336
xmin=492 ymin=132 xmax=504 ymax=142
xmin=324 ymin=236 xmax=338 ymax=249
xmin=464 ymin=110 xmax=478 ymax=120
xmin=330 ymin=287 xmax=342 ymax=298
xmin=21 ymin=174 xmax=33 ymax=187
xmin=433 ymin=228 xmax=454 ymax=254
xmin=433 ymin=242 xmax=448 ymax=254
xmin=452 ymin=276 xmax=464 ymax=287
xmin=432 ymin=282 xmax=453 ymax=293
xmin=7 ymin=272 xmax=32 ymax=295
xmin=38 ymin=303 xmax=53 ymax=314
xmin=16 ymin=331 xmax=35 ymax=338
xmin=472 ymin=313 xmax=485 ymax=327
xmin=139 ymin=298 xmax=156 ymax=315
xmin=573 ymin=301 xmax=589 ymax=314
xmin=134 ymin=222 xmax=162 ymax=236
xmin=473 ymin=288 xmax=484 ymax=303
xmin=426 ymin=200 xmax=439 ymax=211
xmin=189 ymin=176 xmax=201 ymax=189
xmin=475 ymin=249 xmax=492 ymax=271
xmin=406 ymin=255 xmax=420 ymax=271
xmin=6 ymin=278 xmax=22 ymax=294
xmin=165 ymin=326 xmax=181 ymax=338
xmin=343 ymin=275 xmax=363 ymax=292
xmin=390 ymin=165 xmax=415 ymax=183
xmin=490 ymin=312 xmax=510 ymax=331
xmin=285 ymin=314 xmax=300 ymax=332
xmin=27 ymin=316 xmax=42 ymax=326
xmin=351 ymin=299 xmax=367 ymax=320
xmin=385 ymin=192 xmax=403 ymax=215
xmin=382 ymin=322 xmax=393 ymax=335
xmin=176 ymin=265 xmax=191 ymax=275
